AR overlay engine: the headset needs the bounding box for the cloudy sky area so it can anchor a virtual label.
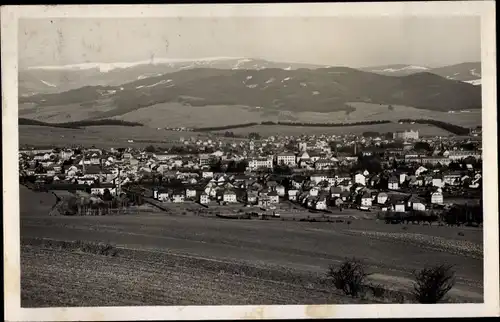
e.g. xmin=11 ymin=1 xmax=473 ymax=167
xmin=18 ymin=16 xmax=480 ymax=69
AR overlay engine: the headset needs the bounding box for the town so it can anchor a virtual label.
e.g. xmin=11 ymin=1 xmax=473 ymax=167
xmin=19 ymin=129 xmax=483 ymax=225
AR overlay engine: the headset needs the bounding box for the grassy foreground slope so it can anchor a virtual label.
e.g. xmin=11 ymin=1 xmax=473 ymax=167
xmin=19 ymin=186 xmax=483 ymax=306
xmin=22 ymin=243 xmax=360 ymax=307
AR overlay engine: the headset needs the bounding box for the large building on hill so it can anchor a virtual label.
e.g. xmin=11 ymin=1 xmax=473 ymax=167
xmin=393 ymin=130 xmax=419 ymax=141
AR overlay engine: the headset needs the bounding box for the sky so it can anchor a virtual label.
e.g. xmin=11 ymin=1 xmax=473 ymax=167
xmin=18 ymin=16 xmax=481 ymax=69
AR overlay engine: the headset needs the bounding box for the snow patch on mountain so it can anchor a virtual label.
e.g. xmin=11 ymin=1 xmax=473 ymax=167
xmin=374 ymin=65 xmax=429 ymax=73
xmin=470 ymin=69 xmax=481 ymax=78
xmin=40 ymin=80 xmax=56 ymax=87
xmin=25 ymin=57 xmax=246 ymax=73
xmin=464 ymin=79 xmax=481 ymax=86
xmin=145 ymin=79 xmax=173 ymax=88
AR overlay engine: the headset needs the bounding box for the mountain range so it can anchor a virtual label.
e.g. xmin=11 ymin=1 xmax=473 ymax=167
xmin=19 ymin=58 xmax=325 ymax=95
xmin=361 ymin=62 xmax=481 ymax=85
xmin=19 ymin=58 xmax=481 ymax=96
xmin=18 ymin=58 xmax=482 ymax=128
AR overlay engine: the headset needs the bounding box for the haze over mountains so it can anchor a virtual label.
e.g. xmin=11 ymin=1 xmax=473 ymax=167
xmin=19 ymin=58 xmax=325 ymax=95
xmin=18 ymin=57 xmax=482 ymax=128
xmin=361 ymin=62 xmax=481 ymax=85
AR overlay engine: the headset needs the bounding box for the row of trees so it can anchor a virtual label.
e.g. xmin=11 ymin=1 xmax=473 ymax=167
xmin=264 ymin=120 xmax=392 ymax=127
xmin=19 ymin=118 xmax=143 ymax=129
xmin=328 ymin=258 xmax=456 ymax=303
xmin=398 ymin=119 xmax=470 ymax=136
xmin=381 ymin=204 xmax=483 ymax=226
xmin=209 ymin=159 xmax=248 ymax=173
xmin=193 ymin=122 xmax=259 ymax=132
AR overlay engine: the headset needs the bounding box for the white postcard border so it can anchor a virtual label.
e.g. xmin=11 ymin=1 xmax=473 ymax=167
xmin=2 ymin=2 xmax=499 ymax=321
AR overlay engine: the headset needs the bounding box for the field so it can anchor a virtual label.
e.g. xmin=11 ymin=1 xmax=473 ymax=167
xmin=20 ymin=101 xmax=481 ymax=131
xmin=213 ymin=123 xmax=455 ymax=137
xmin=20 ymin=185 xmax=484 ymax=306
xmin=18 ymin=125 xmax=203 ymax=149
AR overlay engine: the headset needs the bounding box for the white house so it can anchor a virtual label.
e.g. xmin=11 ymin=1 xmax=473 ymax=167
xmin=276 ymin=185 xmax=286 ymax=197
xmin=354 ymin=173 xmax=366 ymax=186
xmin=377 ymin=192 xmax=388 ymax=205
xmin=186 ymin=188 xmax=197 ymax=199
xmin=431 ymin=190 xmax=444 ymax=204
xmin=287 ymin=189 xmax=299 ymax=201
xmin=360 ymin=192 xmax=372 ymax=207
xmin=388 ymin=176 xmax=399 ymax=190
xmin=223 ymin=190 xmax=237 ymax=203
xmin=200 ymin=193 xmax=210 ymax=204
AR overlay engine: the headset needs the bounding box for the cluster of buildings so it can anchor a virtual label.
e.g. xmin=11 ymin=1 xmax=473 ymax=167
xmin=19 ymin=132 xmax=482 ymax=214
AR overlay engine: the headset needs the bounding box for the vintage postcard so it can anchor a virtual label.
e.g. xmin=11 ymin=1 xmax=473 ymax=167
xmin=2 ymin=2 xmax=499 ymax=321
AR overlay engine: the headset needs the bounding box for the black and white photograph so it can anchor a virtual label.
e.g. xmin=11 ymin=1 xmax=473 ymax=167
xmin=2 ymin=2 xmax=499 ymax=321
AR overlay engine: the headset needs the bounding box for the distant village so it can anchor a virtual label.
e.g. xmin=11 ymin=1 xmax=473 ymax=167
xmin=19 ymin=129 xmax=483 ymax=221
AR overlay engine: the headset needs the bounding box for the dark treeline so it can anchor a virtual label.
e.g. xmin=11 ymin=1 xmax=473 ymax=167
xmin=398 ymin=119 xmax=470 ymax=135
xmin=265 ymin=120 xmax=391 ymax=127
xmin=19 ymin=118 xmax=143 ymax=129
xmin=193 ymin=120 xmax=392 ymax=132
xmin=193 ymin=123 xmax=259 ymax=132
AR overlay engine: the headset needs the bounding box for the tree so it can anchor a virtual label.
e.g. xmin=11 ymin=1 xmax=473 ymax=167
xmin=273 ymin=164 xmax=292 ymax=175
xmin=327 ymin=258 xmax=370 ymax=297
xmin=248 ymin=132 xmax=261 ymax=140
xmin=102 ymin=188 xmax=113 ymax=201
xmin=145 ymin=145 xmax=156 ymax=153
xmin=412 ymin=265 xmax=455 ymax=303
xmin=414 ymin=142 xmax=432 ymax=152
xmin=209 ymin=157 xmax=223 ymax=172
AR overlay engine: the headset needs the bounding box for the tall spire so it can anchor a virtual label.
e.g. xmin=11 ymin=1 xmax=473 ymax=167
xmin=82 ymin=152 xmax=86 ymax=175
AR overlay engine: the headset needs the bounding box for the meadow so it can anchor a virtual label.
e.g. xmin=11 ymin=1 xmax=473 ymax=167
xmin=20 ymin=185 xmax=483 ymax=306
xmin=213 ymin=123 xmax=455 ymax=137
xmin=19 ymin=125 xmax=199 ymax=149
xmin=20 ymin=101 xmax=481 ymax=131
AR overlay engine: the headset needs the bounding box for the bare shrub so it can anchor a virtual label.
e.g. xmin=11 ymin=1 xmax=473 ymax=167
xmin=369 ymin=283 xmax=386 ymax=298
xmin=327 ymin=258 xmax=370 ymax=297
xmin=412 ymin=264 xmax=456 ymax=303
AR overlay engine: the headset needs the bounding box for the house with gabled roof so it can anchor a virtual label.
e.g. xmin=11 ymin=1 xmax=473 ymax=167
xmin=406 ymin=194 xmax=426 ymax=211
xmin=358 ymin=191 xmax=372 ymax=207
xmin=268 ymin=191 xmax=279 ymax=204
xmin=199 ymin=192 xmax=210 ymax=204
xmin=287 ymin=188 xmax=299 ymax=201
xmin=388 ymin=176 xmax=399 ymax=190
xmin=330 ymin=186 xmax=342 ymax=198
xmin=222 ymin=189 xmax=237 ymax=203
xmin=314 ymin=195 xmax=328 ymax=210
